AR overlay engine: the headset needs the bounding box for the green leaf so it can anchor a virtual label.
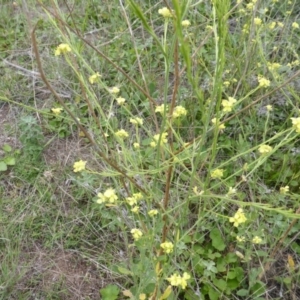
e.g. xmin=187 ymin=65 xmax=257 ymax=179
xmin=0 ymin=161 xmax=7 ymax=171
xmin=236 ymin=289 xmax=248 ymax=296
xmin=208 ymin=287 xmax=219 ymax=300
xmin=4 ymin=157 xmax=15 ymax=166
xmin=210 ymin=228 xmax=226 ymax=251
xmin=117 ymin=266 xmax=133 ymax=276
xmin=99 ymin=284 xmax=120 ymax=300
xmin=213 ymin=278 xmax=227 ymax=292
xmin=3 ymin=144 xmax=12 ymax=152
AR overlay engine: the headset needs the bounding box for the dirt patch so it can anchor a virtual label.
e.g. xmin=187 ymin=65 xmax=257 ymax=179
xmin=16 ymin=245 xmax=104 ymax=300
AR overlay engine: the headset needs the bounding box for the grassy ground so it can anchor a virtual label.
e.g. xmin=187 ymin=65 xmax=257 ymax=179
xmin=1 ymin=0 xmax=300 ymax=299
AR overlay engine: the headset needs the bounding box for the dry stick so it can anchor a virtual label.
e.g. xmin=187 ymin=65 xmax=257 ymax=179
xmin=150 ymin=41 xmax=180 ymax=300
xmin=258 ymin=205 xmax=300 ymax=281
xmin=38 ymin=2 xmax=158 ymax=107
xmin=31 ymin=26 xmax=147 ymax=195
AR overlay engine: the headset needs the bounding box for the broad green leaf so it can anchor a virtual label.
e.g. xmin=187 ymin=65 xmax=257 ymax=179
xmin=0 ymin=161 xmax=7 ymax=171
xmin=3 ymin=144 xmax=12 ymax=152
xmin=100 ymin=284 xmax=120 ymax=300
xmin=117 ymin=266 xmax=133 ymax=276
xmin=4 ymin=157 xmax=15 ymax=166
xmin=236 ymin=289 xmax=248 ymax=296
xmin=210 ymin=228 xmax=226 ymax=251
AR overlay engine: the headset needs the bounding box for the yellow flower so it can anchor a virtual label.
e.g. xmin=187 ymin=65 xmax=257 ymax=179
xmin=158 ymin=7 xmax=172 ymax=18
xmin=109 ymin=86 xmax=120 ymax=94
xmin=211 ymin=169 xmax=224 ymax=179
xmin=277 ymin=21 xmax=284 ymax=28
xmin=252 ymin=236 xmax=262 ymax=244
xmin=258 ymin=144 xmax=273 ymax=155
xmin=267 ymin=62 xmax=281 ymax=71
xmin=229 ymin=208 xmax=247 ymax=227
xmin=116 ymin=97 xmax=126 ymax=105
xmin=223 ymin=81 xmax=230 ymax=87
xmin=292 ymin=22 xmax=299 ymax=29
xmin=211 ymin=118 xmax=225 ymax=130
xmin=54 ymin=43 xmax=71 ymax=56
xmin=97 ymin=188 xmax=118 ymax=204
xmin=130 ymin=117 xmax=143 ymax=126
xmin=172 ymin=106 xmax=187 ymax=118
xmin=89 ymin=72 xmax=101 ymax=84
xmin=131 ymin=228 xmax=143 ymax=241
xmin=115 ymin=129 xmax=129 ymax=139
xmin=167 ymin=272 xmax=190 ymax=289
xmin=148 ymin=209 xmax=158 ymax=217
xmin=280 ymin=186 xmax=289 ymax=194
xmin=268 ymin=22 xmax=276 ymax=30
xmin=133 ymin=142 xmax=140 ymax=149
xmin=246 ymin=3 xmax=254 ymax=10
xmin=266 ymin=105 xmax=273 ymax=111
xmin=254 ymin=18 xmax=262 ymax=26
xmin=126 ymin=193 xmax=143 ymax=206
xmin=131 ymin=206 xmax=139 ymax=213
xmin=139 ymin=294 xmax=146 ymax=300
xmin=73 ymin=160 xmax=87 ymax=172
xmin=160 ymin=241 xmax=174 ymax=254
xmin=51 ymin=107 xmax=63 ymax=115
xmin=236 ymin=235 xmax=246 ymax=242
xmin=155 ymin=104 xmax=168 ymax=115
xmin=150 ymin=132 xmax=168 ymax=147
xmin=291 ymin=117 xmax=300 ymax=133
xmin=182 ymin=20 xmax=191 ymax=27
xmin=258 ymin=76 xmax=270 ymax=88
xmin=222 ymin=97 xmax=237 ymax=112
xmin=227 ymin=187 xmax=237 ymax=195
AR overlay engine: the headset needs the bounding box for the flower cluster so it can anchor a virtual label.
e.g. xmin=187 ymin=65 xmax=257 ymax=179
xmin=130 ymin=117 xmax=143 ymax=126
xmin=155 ymin=104 xmax=168 ymax=115
xmin=116 ymin=97 xmax=126 ymax=105
xmin=73 ymin=160 xmax=87 ymax=172
xmin=229 ymin=208 xmax=247 ymax=227
xmin=258 ymin=76 xmax=270 ymax=88
xmin=97 ymin=188 xmax=118 ymax=204
xmin=227 ymin=187 xmax=237 ymax=195
xmin=211 ymin=168 xmax=224 ymax=179
xmin=280 ymin=186 xmax=289 ymax=194
xmin=89 ymin=72 xmax=101 ymax=84
xmin=258 ymin=144 xmax=273 ymax=155
xmin=182 ymin=20 xmax=191 ymax=27
xmin=172 ymin=106 xmax=187 ymax=119
xmin=55 ymin=43 xmax=71 ymax=56
xmin=160 ymin=241 xmax=174 ymax=254
xmin=109 ymin=86 xmax=120 ymax=94
xmin=131 ymin=228 xmax=143 ymax=241
xmin=236 ymin=235 xmax=246 ymax=242
xmin=115 ymin=129 xmax=129 ymax=139
xmin=211 ymin=118 xmax=225 ymax=130
xmin=222 ymin=97 xmax=237 ymax=112
xmin=158 ymin=7 xmax=172 ymax=18
xmin=51 ymin=107 xmax=63 ymax=115
xmin=150 ymin=132 xmax=168 ymax=147
xmin=148 ymin=209 xmax=158 ymax=217
xmin=126 ymin=193 xmax=143 ymax=206
xmin=167 ymin=272 xmax=190 ymax=289
xmin=291 ymin=117 xmax=300 ymax=133
xmin=252 ymin=236 xmax=262 ymax=244
xmin=254 ymin=18 xmax=262 ymax=26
